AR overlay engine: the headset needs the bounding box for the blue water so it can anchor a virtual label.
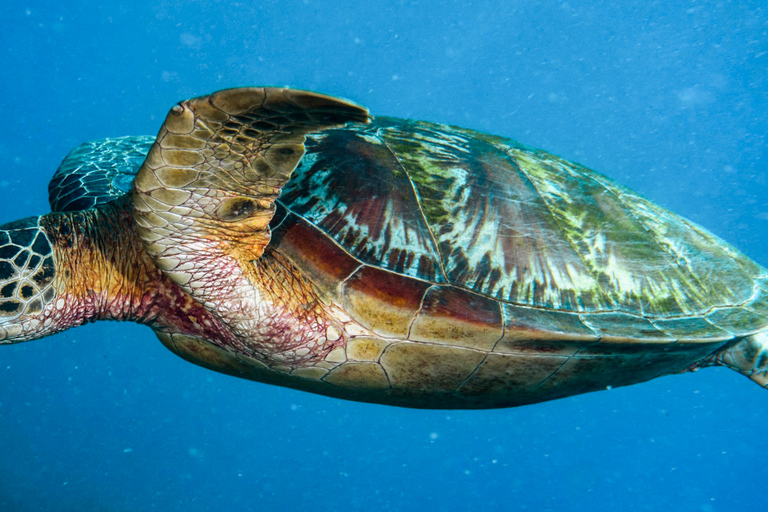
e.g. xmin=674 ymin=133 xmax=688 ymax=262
xmin=1 ymin=1 xmax=766 ymax=510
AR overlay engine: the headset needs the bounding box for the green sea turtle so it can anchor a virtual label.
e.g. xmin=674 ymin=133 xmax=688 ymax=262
xmin=0 ymin=87 xmax=765 ymax=409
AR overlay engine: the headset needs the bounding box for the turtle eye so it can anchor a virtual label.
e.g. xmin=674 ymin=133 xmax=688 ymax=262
xmin=216 ymin=197 xmax=257 ymax=222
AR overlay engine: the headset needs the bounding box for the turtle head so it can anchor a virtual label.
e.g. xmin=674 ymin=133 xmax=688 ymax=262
xmin=0 ymin=216 xmax=58 ymax=343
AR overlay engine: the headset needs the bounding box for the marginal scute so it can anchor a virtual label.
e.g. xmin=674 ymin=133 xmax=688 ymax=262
xmin=498 ymin=303 xmax=597 ymax=345
xmin=325 ymin=346 xmax=347 ymax=363
xmin=323 ymin=363 xmax=390 ymax=390
xmin=291 ymin=367 xmax=329 ymax=380
xmin=458 ymin=353 xmax=568 ymax=404
xmin=409 ymin=285 xmax=503 ymax=351
xmin=341 ymin=266 xmax=429 ymax=338
xmin=235 ymin=352 xmax=269 ymax=370
xmin=270 ymin=211 xmax=360 ymax=300
xmin=380 ymin=342 xmax=485 ymax=392
xmin=539 ymin=341 xmax=720 ymax=397
xmin=706 ymin=306 xmax=768 ymax=335
xmin=580 ymin=312 xmax=674 ymax=342
xmin=745 ymin=287 xmax=768 ymax=314
xmin=652 ymin=316 xmax=731 ymax=341
xmin=346 ymin=337 xmax=389 ymax=361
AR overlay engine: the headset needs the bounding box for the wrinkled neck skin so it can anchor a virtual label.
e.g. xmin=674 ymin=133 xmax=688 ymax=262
xmin=1 ymin=196 xmax=232 ymax=344
xmin=43 ymin=198 xmax=165 ymax=326
xmin=147 ymin=230 xmax=347 ymax=365
xmin=1 ymin=197 xmax=344 ymax=367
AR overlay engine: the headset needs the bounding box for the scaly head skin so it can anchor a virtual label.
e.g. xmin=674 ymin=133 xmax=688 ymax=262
xmin=0 ymin=216 xmax=57 ymax=341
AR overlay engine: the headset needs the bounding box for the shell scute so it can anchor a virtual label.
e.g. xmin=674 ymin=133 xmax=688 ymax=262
xmin=498 ymin=303 xmax=597 ymax=347
xmin=346 ymin=337 xmax=389 ymax=361
xmin=706 ymin=306 xmax=768 ymax=335
xmin=652 ymin=316 xmax=731 ymax=342
xmin=340 ymin=266 xmax=429 ymax=338
xmin=270 ymin=209 xmax=360 ymax=300
xmin=409 ymin=285 xmax=503 ymax=351
xmin=280 ymin=129 xmax=444 ymax=283
xmin=323 ymin=362 xmax=391 ymax=391
xmin=457 ymin=353 xmax=568 ymax=405
xmin=379 ymin=122 xmax=606 ymax=310
xmin=379 ymin=342 xmax=485 ymax=393
xmin=580 ymin=312 xmax=674 ymax=343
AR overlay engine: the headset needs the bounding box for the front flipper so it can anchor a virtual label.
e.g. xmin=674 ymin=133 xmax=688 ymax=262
xmin=131 ymin=87 xmax=370 ymax=338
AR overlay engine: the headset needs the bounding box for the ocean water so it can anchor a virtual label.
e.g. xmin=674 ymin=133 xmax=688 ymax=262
xmin=0 ymin=1 xmax=766 ymax=510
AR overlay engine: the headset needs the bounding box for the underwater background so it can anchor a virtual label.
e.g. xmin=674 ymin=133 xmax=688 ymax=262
xmin=0 ymin=1 xmax=766 ymax=510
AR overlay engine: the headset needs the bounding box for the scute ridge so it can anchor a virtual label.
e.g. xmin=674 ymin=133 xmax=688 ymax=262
xmin=376 ymin=126 xmax=449 ymax=282
xmin=494 ymin=140 xmax=616 ymax=311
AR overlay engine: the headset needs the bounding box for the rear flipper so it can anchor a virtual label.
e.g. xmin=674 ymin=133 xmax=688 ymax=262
xmin=711 ymin=333 xmax=768 ymax=387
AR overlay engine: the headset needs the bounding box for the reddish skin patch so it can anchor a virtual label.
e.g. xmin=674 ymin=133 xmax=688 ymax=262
xmin=242 ymin=247 xmax=344 ymax=363
xmin=41 ymin=198 xmax=238 ymax=347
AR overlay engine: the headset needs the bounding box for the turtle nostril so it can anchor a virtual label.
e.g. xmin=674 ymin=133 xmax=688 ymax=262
xmin=216 ymin=197 xmax=257 ymax=222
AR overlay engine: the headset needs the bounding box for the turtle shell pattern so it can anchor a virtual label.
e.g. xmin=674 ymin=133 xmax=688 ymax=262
xmin=274 ymin=118 xmax=768 ymax=337
xmin=48 ymin=117 xmax=768 ymax=407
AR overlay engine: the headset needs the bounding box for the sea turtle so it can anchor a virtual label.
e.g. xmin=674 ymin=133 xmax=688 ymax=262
xmin=0 ymin=87 xmax=765 ymax=409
